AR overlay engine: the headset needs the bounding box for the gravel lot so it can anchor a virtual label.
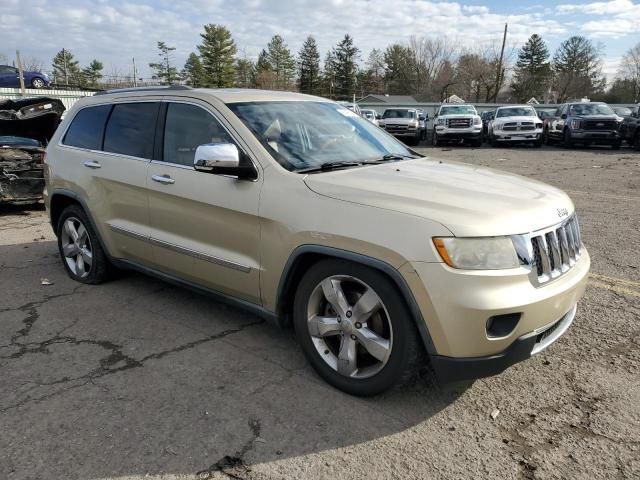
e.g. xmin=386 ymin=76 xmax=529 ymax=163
xmin=1 ymin=145 xmax=638 ymax=480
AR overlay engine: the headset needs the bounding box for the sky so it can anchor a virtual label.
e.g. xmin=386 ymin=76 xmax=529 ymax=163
xmin=1 ymin=0 xmax=639 ymax=82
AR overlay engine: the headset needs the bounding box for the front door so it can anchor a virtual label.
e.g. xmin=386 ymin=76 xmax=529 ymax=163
xmin=146 ymin=99 xmax=262 ymax=304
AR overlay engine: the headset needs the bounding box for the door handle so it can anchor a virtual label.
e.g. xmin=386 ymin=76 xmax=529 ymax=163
xmin=151 ymin=174 xmax=175 ymax=185
xmin=83 ymin=160 xmax=102 ymax=169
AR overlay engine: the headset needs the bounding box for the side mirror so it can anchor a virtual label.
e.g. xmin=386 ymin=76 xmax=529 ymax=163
xmin=561 ymin=113 xmax=567 ymax=119
xmin=194 ymin=143 xmax=257 ymax=180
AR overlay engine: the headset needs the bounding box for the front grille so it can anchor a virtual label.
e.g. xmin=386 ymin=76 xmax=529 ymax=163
xmin=520 ymin=122 xmax=535 ymax=131
xmin=529 ymin=215 xmax=582 ymax=286
xmin=583 ymin=120 xmax=617 ymax=130
xmin=447 ymin=118 xmax=472 ymax=128
xmin=502 ymin=122 xmax=518 ymax=131
xmin=385 ymin=124 xmax=410 ymax=133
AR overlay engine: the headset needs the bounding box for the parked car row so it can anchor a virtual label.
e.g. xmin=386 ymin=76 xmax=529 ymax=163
xmin=370 ymin=100 xmax=640 ymax=151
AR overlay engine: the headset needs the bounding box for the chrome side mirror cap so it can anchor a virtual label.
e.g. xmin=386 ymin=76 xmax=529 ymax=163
xmin=194 ymin=143 xmax=240 ymax=171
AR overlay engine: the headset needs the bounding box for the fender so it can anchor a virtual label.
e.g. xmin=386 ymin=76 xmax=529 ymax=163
xmin=276 ymin=244 xmax=437 ymax=355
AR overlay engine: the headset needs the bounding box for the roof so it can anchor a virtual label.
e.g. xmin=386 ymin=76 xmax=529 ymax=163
xmin=94 ymin=86 xmax=325 ymax=104
xmin=357 ymin=94 xmax=418 ymax=104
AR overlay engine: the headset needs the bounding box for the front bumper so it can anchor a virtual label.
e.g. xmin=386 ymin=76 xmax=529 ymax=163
xmin=569 ymin=129 xmax=620 ymax=143
xmin=400 ymin=247 xmax=590 ymax=380
xmin=430 ymin=305 xmax=576 ymax=381
xmin=382 ymin=126 xmax=420 ymax=138
xmin=493 ymin=130 xmax=542 ymax=142
xmin=435 ymin=126 xmax=482 ymax=140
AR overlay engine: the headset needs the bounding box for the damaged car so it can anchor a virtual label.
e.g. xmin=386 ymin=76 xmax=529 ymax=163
xmin=0 ymin=97 xmax=65 ymax=204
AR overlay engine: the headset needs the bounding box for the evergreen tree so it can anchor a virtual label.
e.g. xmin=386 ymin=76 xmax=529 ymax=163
xmin=297 ymin=36 xmax=321 ymax=94
xmin=553 ymin=36 xmax=605 ymax=102
xmin=235 ymin=58 xmax=255 ymax=88
xmin=333 ymin=34 xmax=360 ymax=99
xmin=182 ymin=52 xmax=204 ymax=87
xmin=149 ymin=41 xmax=179 ymax=85
xmin=265 ymin=35 xmax=296 ymax=90
xmin=198 ymin=24 xmax=237 ymax=87
xmin=81 ymin=59 xmax=104 ymax=88
xmin=255 ymin=49 xmax=276 ymax=89
xmin=52 ymin=49 xmax=80 ymax=86
xmin=321 ymin=50 xmax=337 ymax=98
xmin=511 ymin=35 xmax=551 ymax=102
xmin=383 ymin=44 xmax=414 ymax=95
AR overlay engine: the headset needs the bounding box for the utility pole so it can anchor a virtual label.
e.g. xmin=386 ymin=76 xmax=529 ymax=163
xmin=16 ymin=50 xmax=26 ymax=95
xmin=62 ymin=48 xmax=69 ymax=86
xmin=494 ymin=23 xmax=508 ymax=103
xmin=132 ymin=57 xmax=137 ymax=87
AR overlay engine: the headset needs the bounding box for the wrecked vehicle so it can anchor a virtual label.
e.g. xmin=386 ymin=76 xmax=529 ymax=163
xmin=0 ymin=97 xmax=64 ymax=204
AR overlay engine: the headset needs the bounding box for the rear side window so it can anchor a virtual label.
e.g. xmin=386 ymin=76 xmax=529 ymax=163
xmin=63 ymin=105 xmax=111 ymax=150
xmin=103 ymin=102 xmax=160 ymax=159
xmin=163 ymin=102 xmax=234 ymax=166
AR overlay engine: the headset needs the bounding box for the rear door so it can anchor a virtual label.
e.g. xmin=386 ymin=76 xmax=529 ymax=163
xmin=58 ymin=99 xmax=160 ymax=265
xmin=146 ymin=98 xmax=262 ymax=304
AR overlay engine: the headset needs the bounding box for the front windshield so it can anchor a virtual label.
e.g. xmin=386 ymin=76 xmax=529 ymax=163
xmin=439 ymin=105 xmax=476 ymax=115
xmin=496 ymin=107 xmax=537 ymax=118
xmin=382 ymin=109 xmax=415 ymax=119
xmin=569 ymin=103 xmax=614 ymax=116
xmin=228 ymin=101 xmax=415 ymax=172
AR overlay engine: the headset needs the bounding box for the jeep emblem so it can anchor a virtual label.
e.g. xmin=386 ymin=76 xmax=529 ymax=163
xmin=557 ymin=208 xmax=569 ymax=218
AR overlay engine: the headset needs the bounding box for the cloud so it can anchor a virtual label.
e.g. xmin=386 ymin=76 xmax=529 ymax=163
xmin=0 ymin=0 xmax=631 ymax=79
xmin=556 ymin=0 xmax=636 ymax=15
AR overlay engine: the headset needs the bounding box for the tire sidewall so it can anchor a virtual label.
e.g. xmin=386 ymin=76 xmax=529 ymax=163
xmin=293 ymin=259 xmax=420 ymax=396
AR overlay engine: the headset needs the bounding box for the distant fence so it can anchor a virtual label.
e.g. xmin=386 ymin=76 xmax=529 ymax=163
xmin=0 ymin=88 xmax=95 ymax=110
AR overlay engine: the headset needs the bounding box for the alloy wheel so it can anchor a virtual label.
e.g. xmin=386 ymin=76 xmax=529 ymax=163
xmin=306 ymin=275 xmax=393 ymax=379
xmin=60 ymin=217 xmax=93 ymax=278
xmin=32 ymin=78 xmax=45 ymax=88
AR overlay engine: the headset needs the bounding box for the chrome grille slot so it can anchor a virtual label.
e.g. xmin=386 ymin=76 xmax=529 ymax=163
xmin=447 ymin=118 xmax=472 ymax=128
xmin=527 ymin=215 xmax=582 ymax=286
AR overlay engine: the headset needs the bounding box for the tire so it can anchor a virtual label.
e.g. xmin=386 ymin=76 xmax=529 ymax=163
xmin=471 ymin=138 xmax=482 ymax=148
xmin=533 ymin=139 xmax=542 ymax=148
xmin=432 ymin=131 xmax=440 ymax=147
xmin=611 ymin=141 xmax=621 ymax=150
xmin=633 ymin=130 xmax=640 ymax=151
xmin=543 ymin=128 xmax=550 ymax=145
xmin=56 ymin=204 xmax=113 ymax=284
xmin=293 ymin=259 xmax=423 ymax=396
xmin=563 ymin=129 xmax=573 ymax=148
xmin=31 ymin=77 xmax=45 ymax=89
xmin=490 ymin=134 xmax=498 ymax=147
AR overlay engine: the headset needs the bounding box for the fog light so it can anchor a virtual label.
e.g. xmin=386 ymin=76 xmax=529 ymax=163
xmin=486 ymin=313 xmax=521 ymax=338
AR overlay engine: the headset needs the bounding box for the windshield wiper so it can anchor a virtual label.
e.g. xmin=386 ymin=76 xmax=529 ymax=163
xmin=295 ymin=161 xmax=364 ymax=174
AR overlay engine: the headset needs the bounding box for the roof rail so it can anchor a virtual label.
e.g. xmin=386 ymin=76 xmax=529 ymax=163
xmin=95 ymin=84 xmax=191 ymax=96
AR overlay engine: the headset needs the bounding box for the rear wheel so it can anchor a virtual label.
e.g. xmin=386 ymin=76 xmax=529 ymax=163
xmin=56 ymin=205 xmax=113 ymax=284
xmin=293 ymin=259 xmax=423 ymax=396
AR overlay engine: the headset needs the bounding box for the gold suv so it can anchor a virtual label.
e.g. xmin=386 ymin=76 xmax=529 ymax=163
xmin=44 ymin=87 xmax=590 ymax=395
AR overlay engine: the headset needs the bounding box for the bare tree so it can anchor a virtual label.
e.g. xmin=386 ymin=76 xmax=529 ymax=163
xmin=619 ymin=42 xmax=640 ymax=102
xmin=23 ymin=57 xmax=45 ymax=72
xmin=0 ymin=52 xmax=9 ymax=65
xmin=407 ymin=36 xmax=459 ymax=99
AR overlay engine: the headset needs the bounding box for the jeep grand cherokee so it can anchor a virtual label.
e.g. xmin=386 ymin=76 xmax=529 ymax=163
xmin=44 ymin=87 xmax=590 ymax=396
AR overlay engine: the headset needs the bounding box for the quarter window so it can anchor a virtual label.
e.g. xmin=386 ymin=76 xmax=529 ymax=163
xmin=62 ymin=105 xmax=112 ymax=150
xmin=163 ymin=103 xmax=234 ymax=166
xmin=103 ymin=102 xmax=160 ymax=159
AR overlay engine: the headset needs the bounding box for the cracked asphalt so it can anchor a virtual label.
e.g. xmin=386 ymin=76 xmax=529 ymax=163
xmin=1 ymin=145 xmax=639 ymax=480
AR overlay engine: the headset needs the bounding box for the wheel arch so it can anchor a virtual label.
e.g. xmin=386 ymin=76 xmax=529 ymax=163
xmin=49 ymin=189 xmax=111 ymax=256
xmin=275 ymin=245 xmax=437 ymax=355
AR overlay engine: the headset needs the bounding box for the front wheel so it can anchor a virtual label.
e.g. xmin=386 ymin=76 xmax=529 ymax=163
xmin=611 ymin=141 xmax=621 ymax=150
xmin=293 ymin=259 xmax=423 ymax=396
xmin=563 ymin=129 xmax=573 ymax=148
xmin=432 ymin=131 xmax=440 ymax=147
xmin=634 ymin=130 xmax=640 ymax=150
xmin=31 ymin=77 xmax=45 ymax=88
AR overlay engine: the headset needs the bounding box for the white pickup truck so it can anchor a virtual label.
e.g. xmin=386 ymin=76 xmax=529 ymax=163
xmin=433 ymin=104 xmax=483 ymax=147
xmin=489 ymin=105 xmax=543 ymax=148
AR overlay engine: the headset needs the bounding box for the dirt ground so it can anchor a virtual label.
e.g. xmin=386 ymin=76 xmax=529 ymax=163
xmin=0 ymin=144 xmax=638 ymax=480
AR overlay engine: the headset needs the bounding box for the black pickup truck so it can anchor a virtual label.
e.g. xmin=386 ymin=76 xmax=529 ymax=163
xmin=619 ymin=104 xmax=640 ymax=149
xmin=542 ymin=101 xmax=622 ymax=149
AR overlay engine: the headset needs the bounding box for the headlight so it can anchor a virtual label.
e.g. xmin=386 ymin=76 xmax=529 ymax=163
xmin=409 ymin=120 xmax=418 ymax=128
xmin=569 ymin=119 xmax=582 ymax=129
xmin=473 ymin=117 xmax=482 ymax=125
xmin=437 ymin=118 xmax=445 ymax=125
xmin=493 ymin=122 xmax=503 ymax=131
xmin=433 ymin=237 xmax=520 ymax=270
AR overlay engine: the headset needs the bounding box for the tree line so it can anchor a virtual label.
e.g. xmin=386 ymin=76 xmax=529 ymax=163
xmin=14 ymin=24 xmax=640 ymax=103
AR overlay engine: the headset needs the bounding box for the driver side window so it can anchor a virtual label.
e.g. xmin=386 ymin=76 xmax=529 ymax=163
xmin=163 ymin=102 xmax=235 ymax=167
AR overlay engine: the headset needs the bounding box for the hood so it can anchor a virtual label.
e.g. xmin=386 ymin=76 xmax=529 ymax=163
xmin=0 ymin=97 xmax=65 ymax=145
xmin=494 ymin=116 xmax=540 ymax=123
xmin=438 ymin=113 xmax=478 ymax=118
xmin=577 ymin=114 xmax=618 ymax=120
xmin=303 ymin=158 xmax=574 ymax=237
